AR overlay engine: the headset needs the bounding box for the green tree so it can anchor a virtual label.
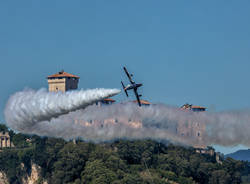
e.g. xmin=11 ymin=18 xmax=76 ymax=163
xmin=51 ymin=142 xmax=90 ymax=184
xmin=0 ymin=150 xmax=22 ymax=184
xmin=81 ymin=159 xmax=117 ymax=184
xmin=209 ymin=170 xmax=231 ymax=184
xmin=0 ymin=123 xmax=8 ymax=132
xmin=12 ymin=133 xmax=30 ymax=148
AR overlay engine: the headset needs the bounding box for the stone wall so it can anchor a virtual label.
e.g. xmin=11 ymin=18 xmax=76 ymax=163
xmin=74 ymin=115 xmax=206 ymax=147
xmin=48 ymin=78 xmax=66 ymax=92
xmin=65 ymin=77 xmax=79 ymax=91
xmin=48 ymin=77 xmax=79 ymax=92
xmin=0 ymin=132 xmax=11 ymax=148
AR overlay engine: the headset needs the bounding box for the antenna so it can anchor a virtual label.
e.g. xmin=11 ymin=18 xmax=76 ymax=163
xmin=59 ymin=70 xmax=64 ymax=74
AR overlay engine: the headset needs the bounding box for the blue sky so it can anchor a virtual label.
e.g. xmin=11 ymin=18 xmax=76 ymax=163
xmin=0 ymin=1 xmax=249 ymax=153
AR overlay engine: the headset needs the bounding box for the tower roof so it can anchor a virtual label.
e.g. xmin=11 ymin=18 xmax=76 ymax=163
xmin=191 ymin=105 xmax=206 ymax=109
xmin=132 ymin=99 xmax=151 ymax=105
xmin=103 ymin=98 xmax=116 ymax=102
xmin=47 ymin=70 xmax=80 ymax=79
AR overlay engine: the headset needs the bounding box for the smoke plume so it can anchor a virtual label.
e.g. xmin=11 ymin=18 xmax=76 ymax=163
xmin=4 ymin=88 xmax=250 ymax=147
xmin=4 ymin=88 xmax=120 ymax=131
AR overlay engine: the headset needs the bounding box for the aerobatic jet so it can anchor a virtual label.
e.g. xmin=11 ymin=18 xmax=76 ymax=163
xmin=121 ymin=66 xmax=143 ymax=106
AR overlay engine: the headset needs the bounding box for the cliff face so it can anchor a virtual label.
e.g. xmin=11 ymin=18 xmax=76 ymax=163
xmin=0 ymin=171 xmax=9 ymax=184
xmin=22 ymin=163 xmax=47 ymax=184
xmin=1 ymin=162 xmax=47 ymax=184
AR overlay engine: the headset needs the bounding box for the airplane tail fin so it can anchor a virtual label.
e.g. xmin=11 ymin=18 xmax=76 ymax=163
xmin=121 ymin=81 xmax=128 ymax=97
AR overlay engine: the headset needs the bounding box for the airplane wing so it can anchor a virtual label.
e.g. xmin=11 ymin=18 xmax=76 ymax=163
xmin=121 ymin=81 xmax=129 ymax=97
xmin=123 ymin=67 xmax=135 ymax=84
xmin=133 ymin=88 xmax=141 ymax=106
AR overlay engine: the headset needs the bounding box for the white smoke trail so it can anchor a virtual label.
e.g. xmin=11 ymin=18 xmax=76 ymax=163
xmin=205 ymin=110 xmax=250 ymax=146
xmin=4 ymin=88 xmax=120 ymax=131
xmin=65 ymin=104 xmax=250 ymax=147
xmin=4 ymin=88 xmax=250 ymax=147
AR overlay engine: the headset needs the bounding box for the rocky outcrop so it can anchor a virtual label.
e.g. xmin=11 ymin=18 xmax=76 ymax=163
xmin=22 ymin=163 xmax=47 ymax=184
xmin=1 ymin=163 xmax=47 ymax=184
xmin=0 ymin=171 xmax=9 ymax=184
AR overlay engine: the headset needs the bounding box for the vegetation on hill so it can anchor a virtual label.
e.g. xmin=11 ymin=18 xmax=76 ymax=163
xmin=0 ymin=124 xmax=9 ymax=133
xmin=0 ymin=124 xmax=250 ymax=184
xmin=226 ymin=149 xmax=250 ymax=162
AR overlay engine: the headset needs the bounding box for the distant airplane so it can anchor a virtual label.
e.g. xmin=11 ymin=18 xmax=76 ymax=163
xmin=121 ymin=66 xmax=143 ymax=106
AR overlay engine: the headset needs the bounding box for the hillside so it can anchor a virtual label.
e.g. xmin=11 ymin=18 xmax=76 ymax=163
xmin=226 ymin=149 xmax=250 ymax=162
xmin=0 ymin=124 xmax=250 ymax=184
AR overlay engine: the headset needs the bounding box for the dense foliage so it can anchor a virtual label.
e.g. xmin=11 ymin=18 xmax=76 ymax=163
xmin=0 ymin=124 xmax=249 ymax=184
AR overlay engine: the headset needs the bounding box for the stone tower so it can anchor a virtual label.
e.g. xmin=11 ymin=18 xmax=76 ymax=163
xmin=47 ymin=70 xmax=79 ymax=92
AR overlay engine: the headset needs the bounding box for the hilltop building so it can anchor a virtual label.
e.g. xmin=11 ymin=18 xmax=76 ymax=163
xmin=96 ymin=98 xmax=116 ymax=106
xmin=194 ymin=146 xmax=222 ymax=164
xmin=178 ymin=103 xmax=207 ymax=148
xmin=47 ymin=70 xmax=80 ymax=92
xmin=180 ymin=103 xmax=206 ymax=112
xmin=0 ymin=132 xmax=12 ymax=148
xmin=47 ymin=70 xmax=117 ymax=105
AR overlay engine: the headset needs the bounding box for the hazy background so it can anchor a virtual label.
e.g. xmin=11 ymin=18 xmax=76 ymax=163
xmin=0 ymin=1 xmax=249 ymax=153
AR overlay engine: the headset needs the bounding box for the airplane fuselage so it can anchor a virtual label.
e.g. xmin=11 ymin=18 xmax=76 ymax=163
xmin=125 ymin=83 xmax=143 ymax=90
xmin=122 ymin=66 xmax=143 ymax=106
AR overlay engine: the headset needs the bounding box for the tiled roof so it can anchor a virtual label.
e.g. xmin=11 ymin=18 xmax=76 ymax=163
xmin=191 ymin=106 xmax=206 ymax=109
xmin=180 ymin=104 xmax=206 ymax=111
xmin=103 ymin=98 xmax=116 ymax=102
xmin=47 ymin=70 xmax=80 ymax=79
xmin=133 ymin=100 xmax=151 ymax=105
